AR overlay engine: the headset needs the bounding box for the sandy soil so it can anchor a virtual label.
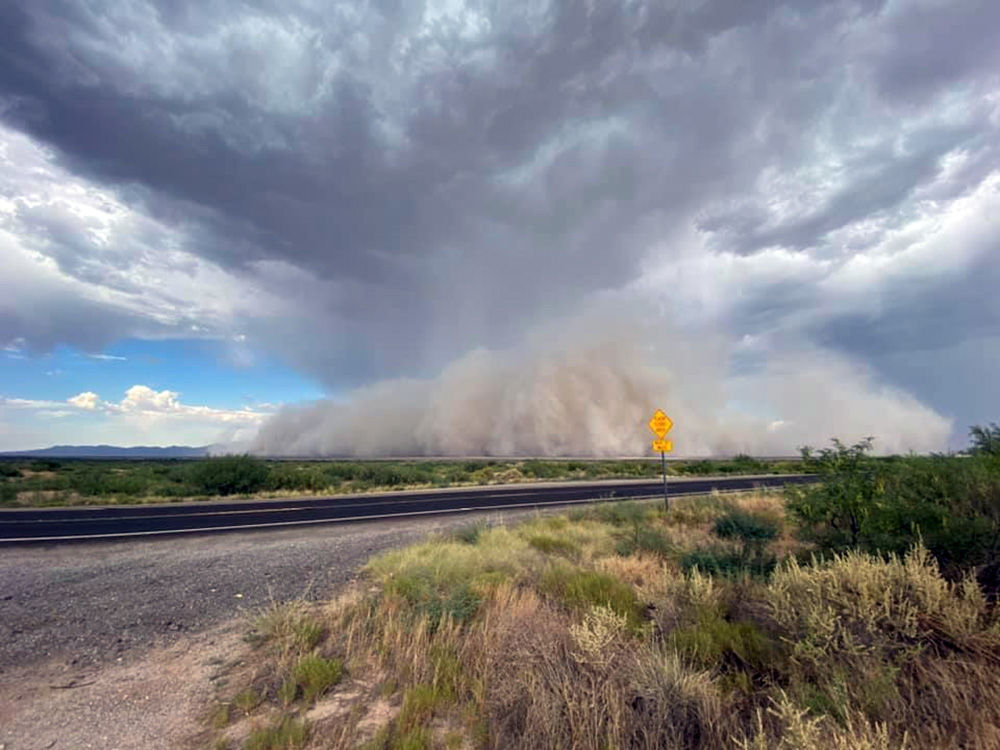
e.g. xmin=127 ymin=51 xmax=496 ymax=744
xmin=0 ymin=621 xmax=244 ymax=749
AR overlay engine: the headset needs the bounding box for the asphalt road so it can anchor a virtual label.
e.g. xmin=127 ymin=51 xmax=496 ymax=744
xmin=0 ymin=474 xmax=814 ymax=542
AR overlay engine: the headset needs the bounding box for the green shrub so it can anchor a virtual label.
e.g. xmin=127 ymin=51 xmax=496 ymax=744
xmin=266 ymin=465 xmax=331 ymax=492
xmin=521 ymin=459 xmax=565 ymax=479
xmin=528 ymin=533 xmax=580 ymax=556
xmin=681 ymin=547 xmax=775 ymax=577
xmin=713 ymin=509 xmax=779 ymax=569
xmin=245 ymin=715 xmax=308 ymax=749
xmin=0 ymin=481 xmax=17 ymax=506
xmin=451 ymin=521 xmax=488 ymax=545
xmin=713 ymin=510 xmax=779 ymax=545
xmin=69 ymin=468 xmax=149 ymax=496
xmin=387 ymin=576 xmax=482 ymax=631
xmin=593 ymin=501 xmax=651 ymax=527
xmin=291 ymin=655 xmax=344 ymax=702
xmin=29 ymin=459 xmax=61 ymax=471
xmin=669 ymin=613 xmax=774 ymax=671
xmin=0 ymin=463 xmax=22 ymax=478
xmin=188 ymin=455 xmax=270 ymax=495
xmin=540 ymin=565 xmax=643 ymax=628
xmin=616 ymin=526 xmax=674 ymax=558
xmin=787 ymin=438 xmax=1000 ymax=578
xmin=399 ymin=683 xmax=445 ymax=730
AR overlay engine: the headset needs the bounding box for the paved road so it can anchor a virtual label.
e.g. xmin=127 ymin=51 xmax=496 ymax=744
xmin=0 ymin=474 xmax=814 ymax=542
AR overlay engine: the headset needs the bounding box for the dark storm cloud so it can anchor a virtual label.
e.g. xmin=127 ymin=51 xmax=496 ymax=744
xmin=1 ymin=0 xmax=998 ymax=441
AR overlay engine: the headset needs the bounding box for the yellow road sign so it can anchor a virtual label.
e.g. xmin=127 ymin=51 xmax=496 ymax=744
xmin=648 ymin=409 xmax=673 ymax=438
xmin=652 ymin=439 xmax=673 ymax=453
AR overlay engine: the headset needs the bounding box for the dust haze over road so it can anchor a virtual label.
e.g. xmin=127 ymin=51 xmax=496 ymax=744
xmin=252 ymin=306 xmax=952 ymax=457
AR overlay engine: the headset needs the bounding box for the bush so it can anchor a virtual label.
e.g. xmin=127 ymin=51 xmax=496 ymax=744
xmin=616 ymin=526 xmax=673 ymax=558
xmin=787 ymin=438 xmax=1000 ymax=578
xmin=714 ymin=509 xmax=779 ymax=568
xmin=291 ymin=655 xmax=344 ymax=702
xmin=69 ymin=468 xmax=149 ymax=497
xmin=540 ymin=565 xmax=644 ymax=628
xmin=0 ymin=481 xmax=17 ymax=506
xmin=0 ymin=463 xmax=22 ymax=478
xmin=188 ymin=455 xmax=270 ymax=495
xmin=29 ymin=459 xmax=61 ymax=471
xmin=245 ymin=715 xmax=309 ymax=749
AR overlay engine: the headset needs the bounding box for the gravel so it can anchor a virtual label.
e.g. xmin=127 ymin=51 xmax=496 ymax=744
xmin=0 ymin=509 xmax=533 ymax=672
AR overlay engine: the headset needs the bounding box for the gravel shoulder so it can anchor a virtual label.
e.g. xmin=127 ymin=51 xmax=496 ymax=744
xmin=0 ymin=507 xmax=558 ymax=749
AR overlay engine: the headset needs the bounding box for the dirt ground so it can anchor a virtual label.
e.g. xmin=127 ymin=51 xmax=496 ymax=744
xmin=0 ymin=621 xmax=244 ymax=749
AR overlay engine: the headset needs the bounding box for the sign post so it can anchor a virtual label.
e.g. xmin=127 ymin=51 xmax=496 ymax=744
xmin=648 ymin=410 xmax=674 ymax=511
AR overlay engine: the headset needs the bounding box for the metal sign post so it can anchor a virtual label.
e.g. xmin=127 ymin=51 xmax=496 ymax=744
xmin=648 ymin=410 xmax=674 ymax=512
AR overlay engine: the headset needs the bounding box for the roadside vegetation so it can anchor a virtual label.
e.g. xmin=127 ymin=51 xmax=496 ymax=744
xmin=203 ymin=427 xmax=1000 ymax=749
xmin=0 ymin=454 xmax=804 ymax=508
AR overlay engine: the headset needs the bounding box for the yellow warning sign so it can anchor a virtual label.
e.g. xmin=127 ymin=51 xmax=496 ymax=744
xmin=652 ymin=439 xmax=673 ymax=453
xmin=648 ymin=409 xmax=673 ymax=438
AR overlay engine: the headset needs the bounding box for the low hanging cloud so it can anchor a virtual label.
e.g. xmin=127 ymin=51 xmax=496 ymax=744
xmin=253 ymin=310 xmax=951 ymax=457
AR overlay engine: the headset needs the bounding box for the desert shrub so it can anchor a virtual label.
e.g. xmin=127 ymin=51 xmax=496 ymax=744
xmin=616 ymin=526 xmax=674 ymax=559
xmin=732 ymin=454 xmax=769 ymax=473
xmin=682 ymin=547 xmax=756 ymax=577
xmin=521 ymin=459 xmax=565 ymax=479
xmin=714 ymin=509 xmax=780 ymax=569
xmin=68 ymin=468 xmax=149 ymax=496
xmin=540 ymin=565 xmax=644 ymax=628
xmin=290 ymin=655 xmax=344 ymax=702
xmin=529 ymin=533 xmax=581 ymax=556
xmin=628 ymin=648 xmax=730 ymax=748
xmin=0 ymin=481 xmax=17 ymax=506
xmin=766 ymin=544 xmax=989 ymax=671
xmin=0 ymin=463 xmax=22 ymax=478
xmin=188 ymin=454 xmax=269 ymax=495
xmin=451 ymin=520 xmax=488 ymax=545
xmin=266 ymin=464 xmax=331 ymax=492
xmin=29 ymin=459 xmax=61 ymax=471
xmin=788 ymin=438 xmax=1000 ymax=578
xmin=669 ymin=613 xmax=774 ymax=672
xmin=593 ymin=501 xmax=651 ymax=527
xmin=245 ymin=715 xmax=308 ymax=749
xmin=251 ymin=601 xmax=327 ymax=668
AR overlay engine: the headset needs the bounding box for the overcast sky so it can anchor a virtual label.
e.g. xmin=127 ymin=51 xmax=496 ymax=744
xmin=0 ymin=0 xmax=997 ymax=453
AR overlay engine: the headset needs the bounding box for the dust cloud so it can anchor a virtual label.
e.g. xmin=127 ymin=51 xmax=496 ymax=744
xmin=251 ymin=311 xmax=951 ymax=457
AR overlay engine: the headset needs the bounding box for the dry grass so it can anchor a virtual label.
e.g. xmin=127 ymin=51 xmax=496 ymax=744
xmin=205 ymin=491 xmax=1000 ymax=749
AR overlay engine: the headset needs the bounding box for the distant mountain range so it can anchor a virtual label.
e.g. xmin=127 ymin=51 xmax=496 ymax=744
xmin=0 ymin=444 xmax=211 ymax=458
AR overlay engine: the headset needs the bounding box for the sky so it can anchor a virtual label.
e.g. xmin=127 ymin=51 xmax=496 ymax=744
xmin=0 ymin=0 xmax=997 ymax=454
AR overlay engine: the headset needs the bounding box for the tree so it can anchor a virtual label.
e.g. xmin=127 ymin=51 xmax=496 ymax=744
xmin=969 ymin=423 xmax=1000 ymax=456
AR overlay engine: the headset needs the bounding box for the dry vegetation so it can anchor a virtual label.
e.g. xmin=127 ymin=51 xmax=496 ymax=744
xmin=203 ymin=485 xmax=1000 ymax=749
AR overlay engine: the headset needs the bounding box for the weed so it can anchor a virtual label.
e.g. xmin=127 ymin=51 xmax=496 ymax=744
xmin=616 ymin=525 xmax=674 ymax=559
xmin=291 ymin=655 xmax=344 ymax=702
xmin=528 ymin=533 xmax=580 ymax=556
xmin=209 ymin=702 xmax=231 ymax=729
xmin=399 ymin=683 xmax=446 ymax=730
xmin=540 ymin=564 xmax=644 ymax=628
xmin=451 ymin=520 xmax=488 ymax=545
xmin=245 ymin=716 xmax=309 ymax=750
xmin=232 ymin=687 xmax=260 ymax=715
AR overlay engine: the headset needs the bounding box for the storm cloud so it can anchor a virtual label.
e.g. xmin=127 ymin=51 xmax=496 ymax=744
xmin=2 ymin=0 xmax=998 ymax=452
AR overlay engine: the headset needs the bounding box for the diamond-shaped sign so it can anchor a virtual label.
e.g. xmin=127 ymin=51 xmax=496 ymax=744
xmin=648 ymin=409 xmax=673 ymax=438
